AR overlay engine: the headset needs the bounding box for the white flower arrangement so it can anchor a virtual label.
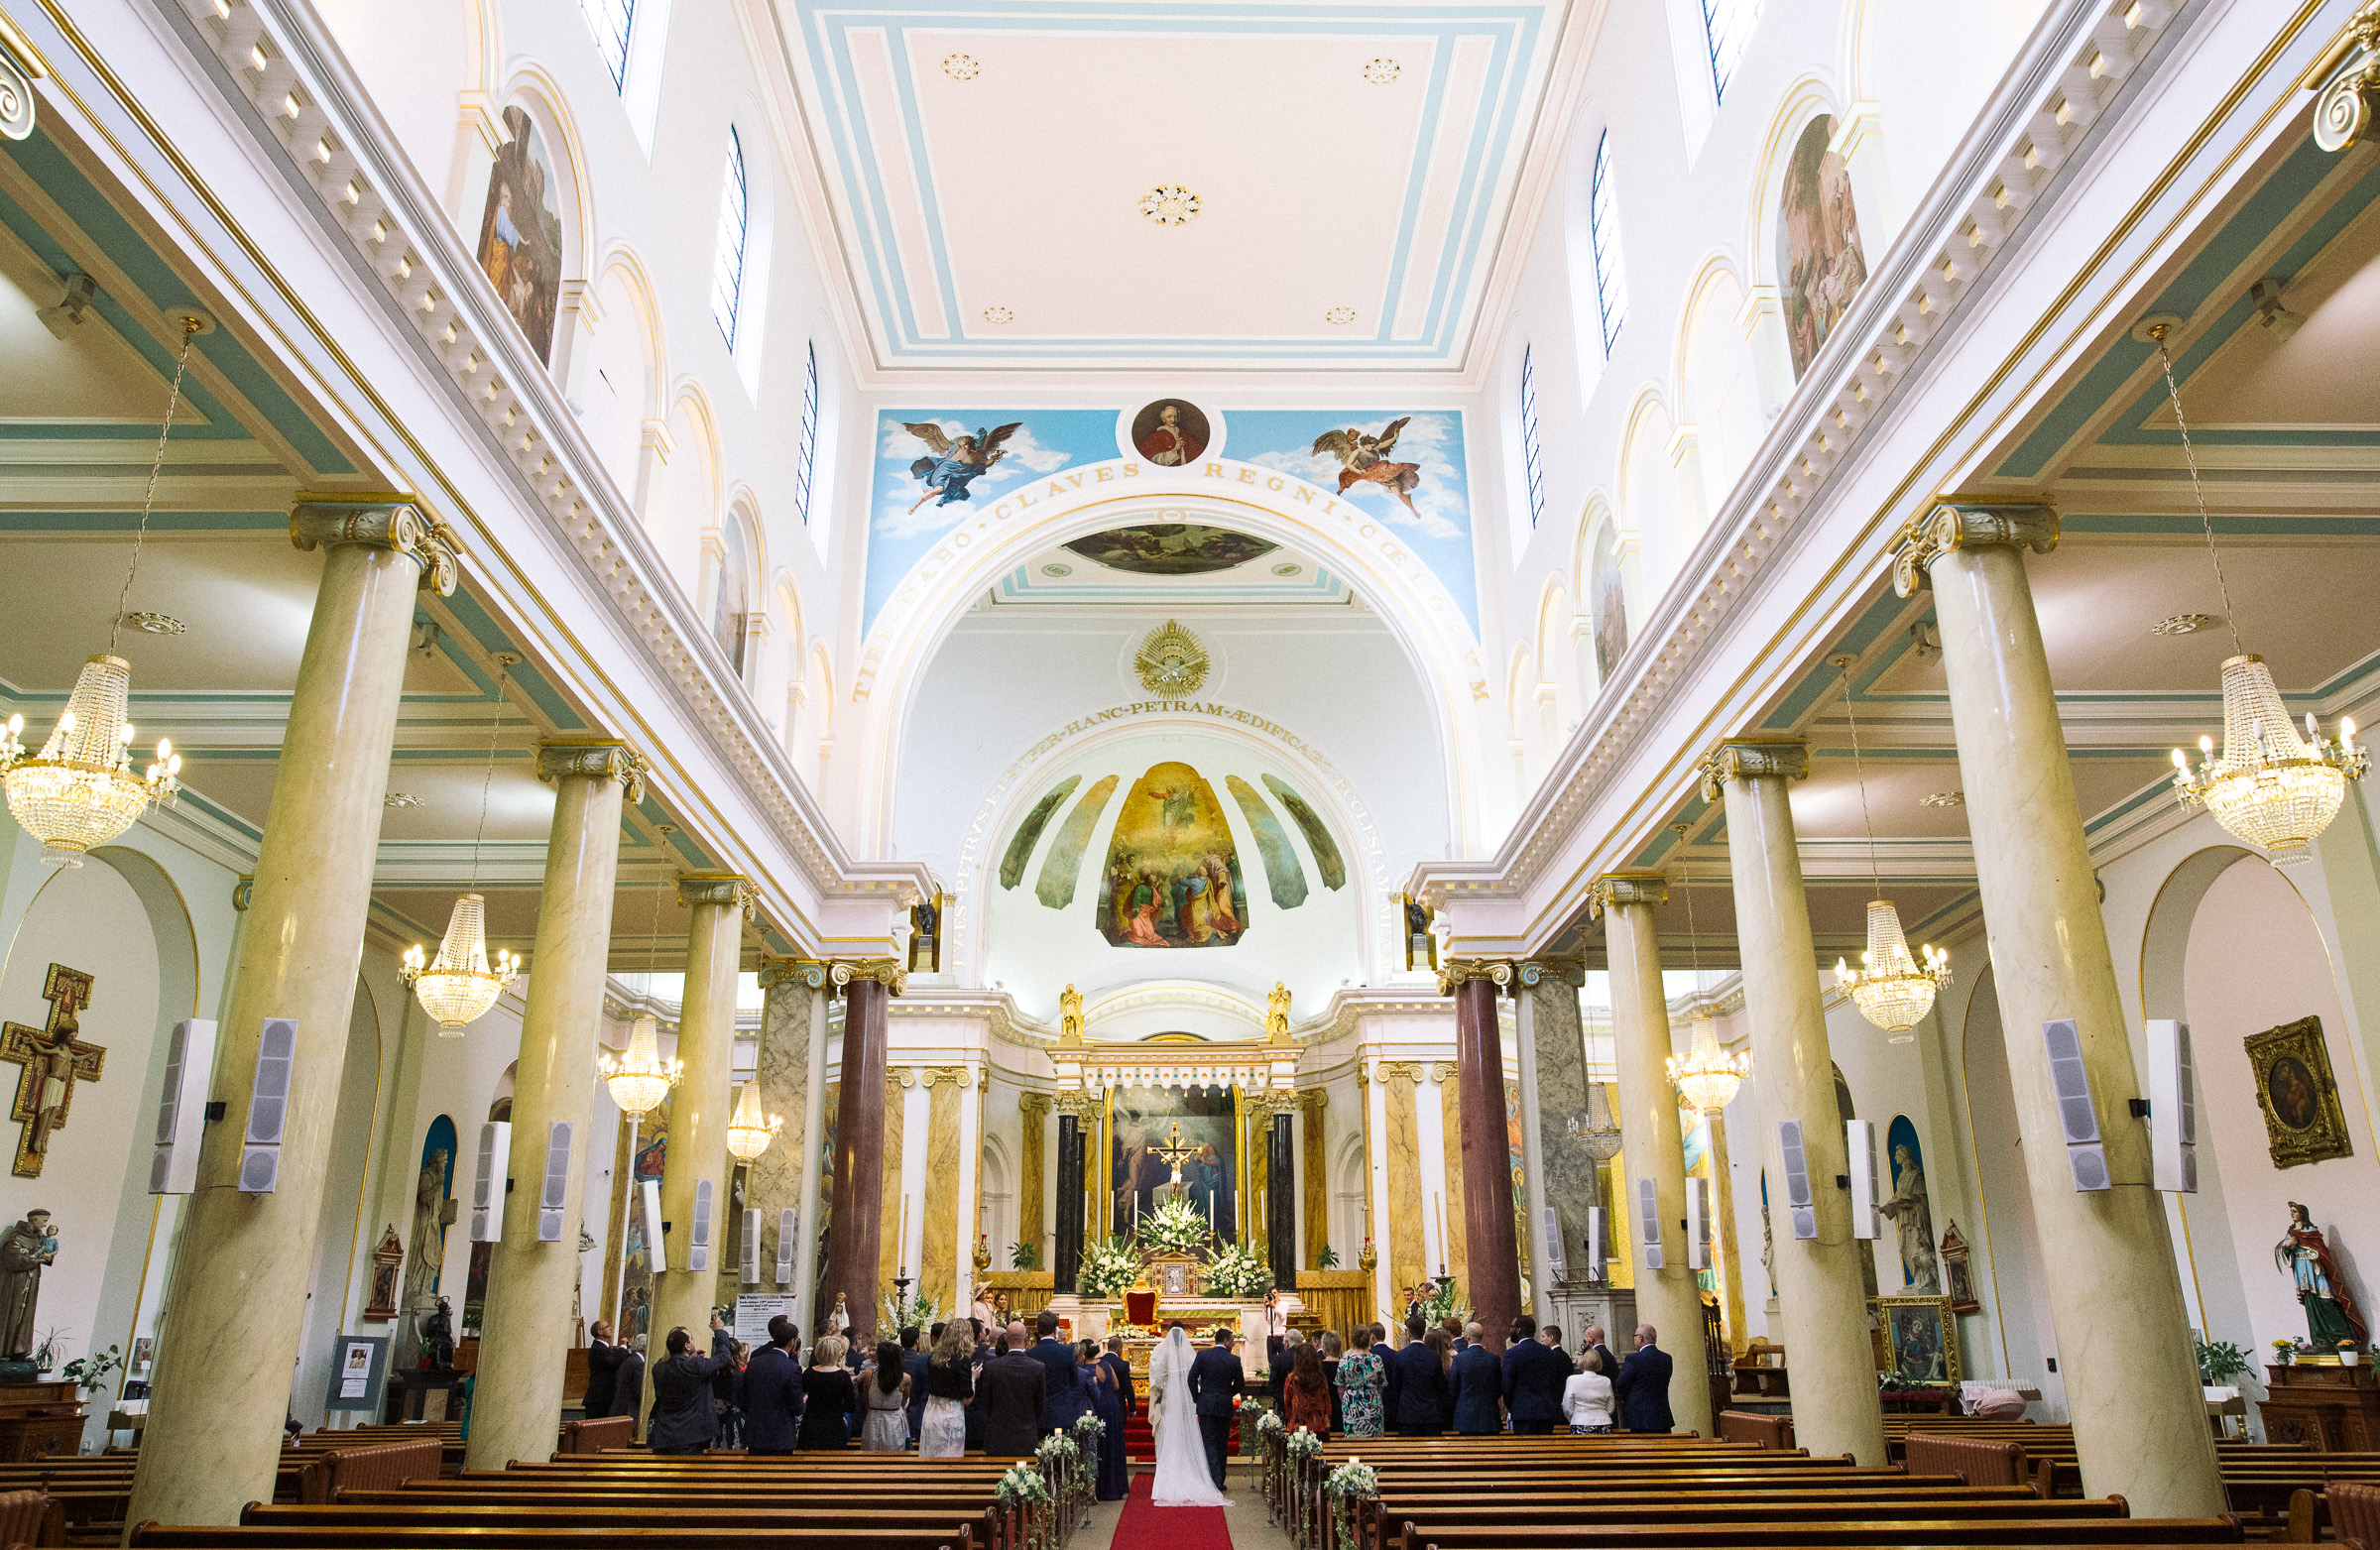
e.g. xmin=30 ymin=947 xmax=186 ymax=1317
xmin=1073 ymin=1410 xmax=1107 ymax=1441
xmin=1078 ymin=1235 xmax=1148 ymax=1299
xmin=997 ymin=1463 xmax=1051 ymax=1504
xmin=1137 ymin=1195 xmax=1212 ymax=1257
xmin=1036 ymin=1430 xmax=1078 ymax=1461
xmin=1327 ymin=1457 xmax=1380 ymax=1549
xmin=1202 ymin=1241 xmax=1272 ymax=1299
xmin=1285 ymin=1427 xmax=1323 ymax=1461
xmin=1254 ymin=1407 xmax=1286 ymax=1437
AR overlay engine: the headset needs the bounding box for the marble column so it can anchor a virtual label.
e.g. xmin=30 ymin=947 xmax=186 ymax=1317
xmin=1590 ymin=874 xmax=1714 ymax=1438
xmin=645 ymin=874 xmax=748 ymax=1394
xmin=1380 ymin=1062 xmax=1427 ymax=1306
xmin=1299 ymin=1091 xmax=1329 ymax=1271
xmin=463 ymin=740 xmax=639 ymax=1471
xmin=1017 ymin=1092 xmax=1049 ymax=1271
xmin=1895 ymin=504 xmax=2223 ymax=1515
xmin=796 ymin=974 xmax=830 ymax=1332
xmin=1518 ymin=963 xmax=1600 ymax=1310
xmin=822 ymin=963 xmax=899 ymax=1343
xmin=1053 ymin=1100 xmax=1088 ymax=1292
xmin=128 ymin=502 xmax=455 ymax=1526
xmin=1266 ymin=1103 xmax=1297 ymax=1290
xmin=1443 ymin=964 xmax=1521 ymax=1349
xmin=920 ymin=1069 xmax=965 ymax=1312
xmin=1433 ymin=1063 xmax=1470 ymax=1288
xmin=1705 ymin=739 xmax=1885 ymax=1467
xmin=754 ymin=961 xmax=824 ymax=1326
xmin=878 ymin=1070 xmax=911 ymax=1297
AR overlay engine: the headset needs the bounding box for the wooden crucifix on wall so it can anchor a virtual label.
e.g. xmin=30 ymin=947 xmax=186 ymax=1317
xmin=1 ymin=964 xmax=104 ymax=1179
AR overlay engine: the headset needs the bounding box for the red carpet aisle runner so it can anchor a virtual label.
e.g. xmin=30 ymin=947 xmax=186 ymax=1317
xmin=1123 ymin=1416 xmax=1241 ymax=1462
xmin=1111 ymin=1472 xmax=1234 ymax=1550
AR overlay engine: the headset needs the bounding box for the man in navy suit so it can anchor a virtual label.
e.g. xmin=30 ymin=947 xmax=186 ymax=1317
xmin=1449 ymin=1321 xmax=1502 ymax=1434
xmin=1187 ymin=1327 xmax=1245 ymax=1489
xmin=1583 ymin=1323 xmax=1623 ymax=1388
xmin=1502 ymin=1316 xmax=1571 ymax=1435
xmin=1387 ymin=1316 xmax=1450 ymax=1436
xmin=1028 ymin=1309 xmax=1086 ymax=1434
xmin=1611 ymin=1323 xmax=1676 ymax=1433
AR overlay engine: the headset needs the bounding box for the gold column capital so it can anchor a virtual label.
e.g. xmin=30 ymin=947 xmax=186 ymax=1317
xmin=1586 ymin=873 xmax=1666 ymax=918
xmin=290 ymin=498 xmax=459 ymax=597
xmin=828 ymin=958 xmax=906 ymax=998
xmin=1248 ymin=1087 xmax=1303 ymax=1116
xmin=1435 ymin=957 xmax=1514 ymax=997
xmin=758 ymin=957 xmax=831 ymax=990
xmin=1300 ymin=1088 xmax=1328 ymax=1117
xmin=917 ymin=1065 xmax=970 ymax=1091
xmin=1890 ymin=500 xmax=2059 ymax=597
xmin=1515 ymin=956 xmax=1588 ymax=987
xmin=0 ymin=10 xmax=44 ymax=142
xmin=1699 ymin=738 xmax=1809 ymax=801
xmin=1053 ymin=1091 xmax=1101 ymax=1119
xmin=1017 ymin=1092 xmax=1053 ymax=1120
xmin=1428 ymin=1060 xmax=1458 ymax=1085
xmin=1376 ymin=1060 xmax=1427 ymax=1086
xmin=889 ymin=1066 xmax=916 ymax=1092
xmin=536 ymin=739 xmax=645 ymax=803
xmin=2310 ymin=1 xmax=2380 ymax=152
xmin=677 ymin=873 xmax=755 ymax=916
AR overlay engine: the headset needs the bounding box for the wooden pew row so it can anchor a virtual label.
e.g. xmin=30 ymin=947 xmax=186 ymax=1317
xmin=131 ymin=1529 xmax=978 ymax=1550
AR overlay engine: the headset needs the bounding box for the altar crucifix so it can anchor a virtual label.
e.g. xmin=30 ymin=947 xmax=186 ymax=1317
xmin=1 ymin=964 xmax=103 ymax=1179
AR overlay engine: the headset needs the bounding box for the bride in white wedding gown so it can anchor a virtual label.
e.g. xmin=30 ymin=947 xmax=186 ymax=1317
xmin=1146 ymin=1325 xmax=1232 ymax=1506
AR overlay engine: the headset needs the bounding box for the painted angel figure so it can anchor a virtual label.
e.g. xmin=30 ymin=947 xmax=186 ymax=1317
xmin=902 ymin=420 xmax=1023 ymax=513
xmin=1311 ymin=417 xmax=1424 ymax=519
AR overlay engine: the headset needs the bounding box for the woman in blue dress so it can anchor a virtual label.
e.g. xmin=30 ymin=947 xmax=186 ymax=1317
xmin=1081 ymin=1339 xmax=1129 ymax=1500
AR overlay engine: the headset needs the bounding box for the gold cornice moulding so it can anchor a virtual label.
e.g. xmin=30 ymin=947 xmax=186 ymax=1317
xmin=536 ymin=739 xmax=645 ymax=803
xmin=290 ymin=497 xmax=459 ymax=597
xmin=1698 ymin=738 xmax=1810 ymax=801
xmin=1889 ymin=500 xmax=2059 ymax=598
xmin=1586 ymin=873 xmax=1667 ymax=918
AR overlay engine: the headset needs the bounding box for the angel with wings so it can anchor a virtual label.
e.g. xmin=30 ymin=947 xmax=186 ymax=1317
xmin=902 ymin=419 xmax=1023 ymax=513
xmin=1311 ymin=416 xmax=1424 ymax=518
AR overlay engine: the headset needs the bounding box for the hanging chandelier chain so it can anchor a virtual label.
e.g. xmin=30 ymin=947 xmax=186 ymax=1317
xmin=109 ymin=319 xmax=200 ymax=657
xmin=2153 ymin=332 xmax=2245 ymax=658
xmin=467 ymin=660 xmax=509 ymax=891
xmin=1675 ymin=823 xmax=1704 ymax=983
xmin=1839 ymin=659 xmax=1884 ymax=900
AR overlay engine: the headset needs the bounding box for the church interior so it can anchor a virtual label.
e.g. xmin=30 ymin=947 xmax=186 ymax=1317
xmin=1 ymin=0 xmax=2378 ymax=1543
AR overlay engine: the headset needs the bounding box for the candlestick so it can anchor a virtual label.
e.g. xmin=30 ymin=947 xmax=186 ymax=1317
xmin=897 ymin=1192 xmax=910 ymax=1278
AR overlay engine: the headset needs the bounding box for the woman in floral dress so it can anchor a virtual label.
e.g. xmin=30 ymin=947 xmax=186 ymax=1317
xmin=1335 ymin=1324 xmax=1386 ymax=1438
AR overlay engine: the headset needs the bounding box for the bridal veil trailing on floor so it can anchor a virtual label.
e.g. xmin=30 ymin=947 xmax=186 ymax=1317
xmin=1146 ymin=1326 xmax=1232 ymax=1506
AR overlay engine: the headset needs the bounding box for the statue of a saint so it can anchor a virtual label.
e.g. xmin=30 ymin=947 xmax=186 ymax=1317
xmin=1264 ymin=982 xmax=1292 ymax=1043
xmin=403 ymin=1149 xmax=455 ymax=1309
xmin=0 ymin=1210 xmax=56 ymax=1360
xmin=423 ymin=1296 xmax=455 ymax=1369
xmin=1876 ymin=1142 xmax=1941 ymax=1292
xmin=2276 ymin=1202 xmax=2368 ymax=1351
xmin=1058 ymin=985 xmax=1085 ymax=1046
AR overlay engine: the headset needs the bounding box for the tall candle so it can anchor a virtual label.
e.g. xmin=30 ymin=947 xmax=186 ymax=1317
xmin=898 ymin=1193 xmax=910 ymax=1275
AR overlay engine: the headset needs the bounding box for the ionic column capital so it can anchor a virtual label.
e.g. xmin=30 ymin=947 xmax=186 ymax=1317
xmin=1699 ymin=738 xmax=1810 ymax=801
xmin=1017 ymin=1092 xmax=1053 ymax=1120
xmin=536 ymin=739 xmax=645 ymax=803
xmin=1515 ymin=956 xmax=1587 ymax=987
xmin=829 ymin=958 xmax=907 ymax=998
xmin=290 ymin=498 xmax=459 ymax=596
xmin=1586 ymin=873 xmax=1668 ymax=918
xmin=758 ymin=957 xmax=831 ymax=990
xmin=677 ymin=873 xmax=755 ymax=916
xmin=1435 ymin=956 xmax=1514 ymax=997
xmin=1052 ymin=1091 xmax=1100 ymax=1119
xmin=1890 ymin=500 xmax=2060 ymax=597
xmin=2311 ymin=1 xmax=2380 ymax=152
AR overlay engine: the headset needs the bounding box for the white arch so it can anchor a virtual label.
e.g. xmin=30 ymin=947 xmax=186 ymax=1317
xmin=846 ymin=474 xmax=1496 ymax=857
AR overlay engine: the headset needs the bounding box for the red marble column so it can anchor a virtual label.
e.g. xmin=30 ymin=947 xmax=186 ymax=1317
xmin=1453 ymin=973 xmax=1521 ymax=1352
xmin=823 ymin=974 xmax=890 ymax=1344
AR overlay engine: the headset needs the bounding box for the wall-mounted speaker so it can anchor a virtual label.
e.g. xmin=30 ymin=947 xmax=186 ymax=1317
xmin=1778 ymin=1120 xmax=1818 ymax=1240
xmin=2042 ymin=1018 xmax=2111 ymax=1191
xmin=1686 ymin=1177 xmax=1710 ymax=1271
xmin=536 ymin=1122 xmax=573 ymax=1241
xmin=641 ymin=1178 xmax=666 ymax=1273
xmin=470 ymin=1121 xmax=513 ymax=1244
xmin=776 ymin=1207 xmax=797 ymax=1286
xmin=1846 ymin=1120 xmax=1880 ymax=1240
xmin=238 ymin=1017 xmax=297 ymax=1194
xmin=1543 ymin=1206 xmax=1566 ymax=1277
xmin=150 ymin=1018 xmax=216 ymax=1196
xmin=1634 ymin=1175 xmax=1664 ymax=1270
xmin=1583 ymin=1206 xmax=1606 ymax=1283
xmin=741 ymin=1207 xmax=762 ymax=1283
xmin=688 ymin=1178 xmax=715 ymax=1272
xmin=2147 ymin=1018 xmax=2198 ymax=1193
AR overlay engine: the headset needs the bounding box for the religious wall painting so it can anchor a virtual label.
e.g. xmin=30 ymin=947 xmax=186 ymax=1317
xmin=603 ymin=1096 xmax=670 ymax=1343
xmin=405 ymin=1117 xmax=458 ymax=1310
xmin=1777 ymin=114 xmax=1868 ymax=379
xmin=1130 ymin=400 xmax=1211 ymax=466
xmin=475 ymin=105 xmax=565 ymax=364
xmin=1 ymin=963 xmax=101 ymax=1179
xmin=1938 ymin=1221 xmax=1978 ymax=1314
xmin=2274 ymin=1202 xmax=2368 ymax=1351
xmin=1880 ymin=1116 xmax=1940 ymax=1292
xmin=1063 ymin=524 xmax=1274 ymax=576
xmin=365 ymin=1225 xmax=404 ymax=1322
xmin=1225 ymin=775 xmax=1309 ymax=908
xmin=1589 ymin=523 xmax=1630 ymax=683
xmin=2246 ymin=1015 xmax=2354 ymax=1168
xmin=1112 ymin=1086 xmax=1238 ymax=1244
xmin=1096 ymin=763 xmax=1250 ymax=947
xmin=1034 ymin=775 xmax=1122 ymax=909
xmin=1261 ymin=775 xmax=1347 ymax=890
xmin=1878 ymin=1294 xmax=1959 ymax=1383
xmin=897 ymin=419 xmax=1024 ymax=515
xmin=1000 ymin=775 xmax=1080 ymax=890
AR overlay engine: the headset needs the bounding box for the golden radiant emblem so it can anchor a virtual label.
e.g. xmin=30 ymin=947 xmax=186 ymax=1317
xmin=1133 ymin=620 xmax=1209 ymax=696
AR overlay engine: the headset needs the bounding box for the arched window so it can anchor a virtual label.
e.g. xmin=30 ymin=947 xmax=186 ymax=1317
xmin=1519 ymin=345 xmax=1547 ymax=529
xmin=710 ymin=129 xmax=750 ymax=347
xmin=1700 ymin=0 xmax=1759 ymax=102
xmin=1588 ymin=131 xmax=1627 ymax=355
xmin=792 ymin=342 xmax=820 ymax=525
xmin=583 ymin=0 xmax=638 ymax=90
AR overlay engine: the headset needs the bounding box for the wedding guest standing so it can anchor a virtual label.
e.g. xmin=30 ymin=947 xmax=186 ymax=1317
xmin=1081 ymin=1339 xmax=1129 ymax=1500
xmin=918 ymin=1320 xmax=974 ymax=1460
xmin=796 ymin=1335 xmax=858 ymax=1450
xmin=742 ymin=1317 xmax=803 ymax=1456
xmin=1336 ymin=1325 xmax=1385 ymax=1439
xmin=862 ymin=1341 xmax=912 ymax=1451
xmin=1284 ymin=1342 xmax=1332 ymax=1436
xmin=1564 ymin=1349 xmax=1615 ymax=1434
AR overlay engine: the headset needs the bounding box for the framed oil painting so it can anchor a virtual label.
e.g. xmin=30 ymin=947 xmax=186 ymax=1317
xmin=1111 ymin=1086 xmax=1238 ymax=1245
xmin=1063 ymin=524 xmax=1274 ymax=576
xmin=1130 ymin=399 xmax=1211 ymax=466
xmin=1879 ymin=1294 xmax=1959 ymax=1382
xmin=2245 ymin=1015 xmax=2354 ymax=1168
xmin=474 ymin=105 xmax=565 ymax=363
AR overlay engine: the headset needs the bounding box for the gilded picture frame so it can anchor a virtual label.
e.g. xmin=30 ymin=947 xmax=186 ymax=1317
xmin=2245 ymin=1015 xmax=2354 ymax=1169
xmin=1879 ymin=1294 xmax=1959 ymax=1383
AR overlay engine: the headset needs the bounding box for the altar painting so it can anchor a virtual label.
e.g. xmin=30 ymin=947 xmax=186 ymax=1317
xmin=1113 ymin=1087 xmax=1238 ymax=1246
xmin=1097 ymin=763 xmax=1250 ymax=948
xmin=601 ymin=1096 xmax=670 ymax=1343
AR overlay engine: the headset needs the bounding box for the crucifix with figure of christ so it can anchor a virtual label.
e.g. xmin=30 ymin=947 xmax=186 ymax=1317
xmin=1 ymin=965 xmax=103 ymax=1179
xmin=1148 ymin=1122 xmax=1201 ymax=1187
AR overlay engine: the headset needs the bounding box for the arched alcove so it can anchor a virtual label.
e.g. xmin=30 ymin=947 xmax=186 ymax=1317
xmin=1960 ymin=962 xmax=2065 ymax=1414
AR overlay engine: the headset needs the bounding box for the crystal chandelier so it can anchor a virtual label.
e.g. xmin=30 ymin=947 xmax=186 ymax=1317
xmin=400 ymin=657 xmax=520 ymax=1031
xmin=601 ymin=1013 xmax=682 ymax=1120
xmin=2146 ymin=320 xmax=2366 ymax=861
xmin=1 ymin=320 xmax=201 ymax=864
xmin=1828 ymin=657 xmax=1950 ymax=1038
xmin=1664 ymin=830 xmax=1749 ymax=1113
xmin=725 ymin=1080 xmax=782 ymax=1161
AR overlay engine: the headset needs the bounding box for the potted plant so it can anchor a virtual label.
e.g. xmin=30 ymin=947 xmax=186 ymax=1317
xmin=2271 ymin=1337 xmax=2298 ymax=1369
xmin=1009 ymin=1241 xmax=1042 ymax=1271
xmin=61 ymin=1344 xmax=121 ymax=1400
xmin=2197 ymin=1339 xmax=2250 ymax=1387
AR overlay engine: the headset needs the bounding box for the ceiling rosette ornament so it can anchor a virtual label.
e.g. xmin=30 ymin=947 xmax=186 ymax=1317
xmin=1133 ymin=619 xmax=1210 ymax=697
